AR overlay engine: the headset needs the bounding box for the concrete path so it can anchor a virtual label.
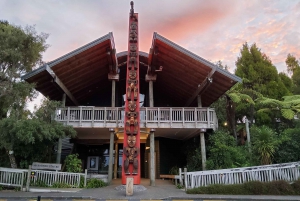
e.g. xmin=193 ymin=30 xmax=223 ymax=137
xmin=1 ymin=179 xmax=300 ymax=200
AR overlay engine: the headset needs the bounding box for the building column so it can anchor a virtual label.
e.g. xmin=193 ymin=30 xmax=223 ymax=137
xmin=150 ymin=128 xmax=155 ymax=186
xmin=108 ymin=128 xmax=114 ymax=183
xmin=197 ymin=95 xmax=202 ymax=108
xmin=198 ymin=95 xmax=206 ymax=170
xmin=111 ymin=80 xmax=116 ymax=107
xmin=149 ymin=81 xmax=154 ymax=107
xmin=200 ymin=129 xmax=206 ymax=170
xmin=113 ymin=142 xmax=118 ymax=179
xmin=56 ymin=93 xmax=66 ymax=164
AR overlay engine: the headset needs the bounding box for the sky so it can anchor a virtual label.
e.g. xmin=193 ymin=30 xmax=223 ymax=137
xmin=1 ymin=0 xmax=300 ymax=109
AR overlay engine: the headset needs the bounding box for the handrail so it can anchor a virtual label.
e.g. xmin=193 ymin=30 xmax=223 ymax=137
xmin=54 ymin=107 xmax=218 ymax=129
xmin=184 ymin=161 xmax=300 ymax=189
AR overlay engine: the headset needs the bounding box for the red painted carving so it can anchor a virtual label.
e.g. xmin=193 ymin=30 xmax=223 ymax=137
xmin=122 ymin=1 xmax=140 ymax=184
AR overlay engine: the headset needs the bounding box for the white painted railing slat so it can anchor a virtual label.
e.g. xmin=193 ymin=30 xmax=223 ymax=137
xmin=184 ymin=162 xmax=300 ymax=189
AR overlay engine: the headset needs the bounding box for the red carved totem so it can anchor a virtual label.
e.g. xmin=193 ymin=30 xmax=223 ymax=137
xmin=122 ymin=1 xmax=140 ymax=185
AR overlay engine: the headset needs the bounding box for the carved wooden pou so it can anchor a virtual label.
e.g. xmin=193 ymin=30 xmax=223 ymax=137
xmin=122 ymin=1 xmax=140 ymax=185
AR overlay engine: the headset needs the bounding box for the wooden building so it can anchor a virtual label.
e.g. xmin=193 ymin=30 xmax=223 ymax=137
xmin=22 ymin=14 xmax=241 ymax=184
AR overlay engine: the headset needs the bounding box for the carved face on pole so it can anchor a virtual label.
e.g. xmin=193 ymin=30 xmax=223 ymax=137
xmin=128 ymin=135 xmax=136 ymax=148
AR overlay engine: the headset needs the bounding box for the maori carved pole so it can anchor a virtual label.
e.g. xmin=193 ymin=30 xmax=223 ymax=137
xmin=122 ymin=1 xmax=140 ymax=185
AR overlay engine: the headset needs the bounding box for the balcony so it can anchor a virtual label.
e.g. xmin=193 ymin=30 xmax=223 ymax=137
xmin=55 ymin=107 xmax=218 ymax=130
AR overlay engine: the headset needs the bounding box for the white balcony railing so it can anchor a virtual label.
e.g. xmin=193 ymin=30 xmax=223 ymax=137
xmin=55 ymin=107 xmax=218 ymax=129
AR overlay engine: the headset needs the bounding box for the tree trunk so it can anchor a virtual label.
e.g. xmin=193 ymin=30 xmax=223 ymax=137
xmin=226 ymin=96 xmax=237 ymax=143
xmin=6 ymin=149 xmax=17 ymax=168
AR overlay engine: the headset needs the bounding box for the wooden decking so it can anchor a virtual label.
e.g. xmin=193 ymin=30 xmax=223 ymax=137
xmin=55 ymin=107 xmax=218 ymax=130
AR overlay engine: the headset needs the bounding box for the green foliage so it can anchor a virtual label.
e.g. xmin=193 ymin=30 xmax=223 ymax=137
xmin=0 ymin=185 xmax=2 ymax=191
xmin=79 ymin=175 xmax=85 ymax=188
xmin=30 ymin=179 xmax=48 ymax=187
xmin=206 ymin=130 xmax=251 ymax=170
xmin=169 ymin=165 xmax=179 ymax=175
xmin=0 ymin=21 xmax=48 ymax=119
xmin=273 ymin=125 xmax=300 ymax=163
xmin=86 ymin=178 xmax=107 ymax=188
xmin=186 ymin=147 xmax=202 ymax=171
xmin=210 ymin=95 xmax=227 ymax=128
xmin=256 ymin=95 xmax=300 ymax=120
xmin=285 ymin=53 xmax=300 ymax=75
xmin=64 ymin=154 xmax=82 ymax=173
xmin=250 ymin=125 xmax=282 ymax=165
xmin=279 ymin=72 xmax=293 ymax=94
xmin=292 ymin=67 xmax=300 ymax=94
xmin=176 ymin=183 xmax=184 ymax=189
xmin=187 ymin=180 xmax=300 ymax=195
xmin=51 ymin=182 xmax=71 ymax=188
xmin=235 ymin=43 xmax=290 ymax=100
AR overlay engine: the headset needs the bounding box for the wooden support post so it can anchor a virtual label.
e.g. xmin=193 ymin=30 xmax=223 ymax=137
xmin=56 ymin=93 xmax=66 ymax=164
xmin=197 ymin=95 xmax=202 ymax=107
xmin=149 ymin=81 xmax=154 ymax=107
xmin=111 ymin=80 xmax=116 ymax=107
xmin=200 ymin=131 xmax=206 ymax=170
xmin=150 ymin=128 xmax=155 ymax=186
xmin=113 ymin=142 xmax=118 ymax=179
xmin=108 ymin=128 xmax=114 ymax=184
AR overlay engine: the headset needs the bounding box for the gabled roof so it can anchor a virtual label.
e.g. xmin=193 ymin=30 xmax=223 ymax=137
xmin=147 ymin=32 xmax=241 ymax=106
xmin=22 ymin=33 xmax=117 ymax=105
xmin=22 ymin=32 xmax=241 ymax=107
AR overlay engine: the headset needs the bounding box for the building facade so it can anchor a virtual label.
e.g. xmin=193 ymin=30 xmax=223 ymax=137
xmin=22 ymin=5 xmax=241 ymax=185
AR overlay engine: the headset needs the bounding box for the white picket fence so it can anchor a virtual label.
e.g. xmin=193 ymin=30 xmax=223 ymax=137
xmin=184 ymin=161 xmax=300 ymax=189
xmin=0 ymin=167 xmax=88 ymax=189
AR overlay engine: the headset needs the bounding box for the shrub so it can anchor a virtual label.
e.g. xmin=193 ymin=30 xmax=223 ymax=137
xmin=64 ymin=154 xmax=82 ymax=173
xmin=86 ymin=178 xmax=107 ymax=188
xmin=30 ymin=179 xmax=48 ymax=187
xmin=187 ymin=180 xmax=300 ymax=195
xmin=51 ymin=182 xmax=72 ymax=188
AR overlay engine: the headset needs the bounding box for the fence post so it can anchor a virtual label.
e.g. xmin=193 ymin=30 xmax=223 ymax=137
xmin=179 ymin=168 xmax=182 ymax=186
xmin=26 ymin=165 xmax=32 ymax=192
xmin=84 ymin=169 xmax=87 ymax=187
xmin=184 ymin=167 xmax=187 ymax=191
xmin=21 ymin=170 xmax=25 ymax=191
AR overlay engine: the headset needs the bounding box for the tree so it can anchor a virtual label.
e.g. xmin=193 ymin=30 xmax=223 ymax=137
xmin=250 ymin=125 xmax=282 ymax=165
xmin=206 ymin=129 xmax=251 ymax=170
xmin=235 ymin=43 xmax=290 ymax=100
xmin=225 ymin=81 xmax=256 ymax=142
xmin=278 ymin=72 xmax=293 ymax=94
xmin=0 ymin=21 xmax=76 ymax=168
xmin=285 ymin=53 xmax=300 ymax=75
xmin=0 ymin=99 xmax=76 ymax=168
xmin=256 ymin=95 xmax=300 ymax=120
xmin=0 ymin=21 xmax=48 ymax=117
xmin=292 ymin=67 xmax=300 ymax=94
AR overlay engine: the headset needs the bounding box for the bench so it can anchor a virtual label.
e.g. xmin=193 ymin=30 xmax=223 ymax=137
xmin=160 ymin=174 xmax=183 ymax=185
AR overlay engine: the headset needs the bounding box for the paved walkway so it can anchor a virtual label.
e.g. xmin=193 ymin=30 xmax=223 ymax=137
xmin=1 ymin=179 xmax=300 ymax=200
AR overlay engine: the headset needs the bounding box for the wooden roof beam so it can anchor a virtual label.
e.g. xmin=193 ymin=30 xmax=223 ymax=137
xmin=46 ymin=65 xmax=79 ymax=106
xmin=107 ymin=48 xmax=119 ymax=81
xmin=184 ymin=67 xmax=216 ymax=107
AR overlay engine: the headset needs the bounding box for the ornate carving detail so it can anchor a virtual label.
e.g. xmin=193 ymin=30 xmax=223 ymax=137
xmin=129 ymin=29 xmax=137 ymax=43
xmin=127 ymin=82 xmax=138 ymax=100
xmin=129 ymin=70 xmax=137 ymax=80
xmin=125 ymin=112 xmax=138 ymax=135
xmin=128 ymin=101 xmax=137 ymax=112
xmin=124 ymin=135 xmax=139 ymax=175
